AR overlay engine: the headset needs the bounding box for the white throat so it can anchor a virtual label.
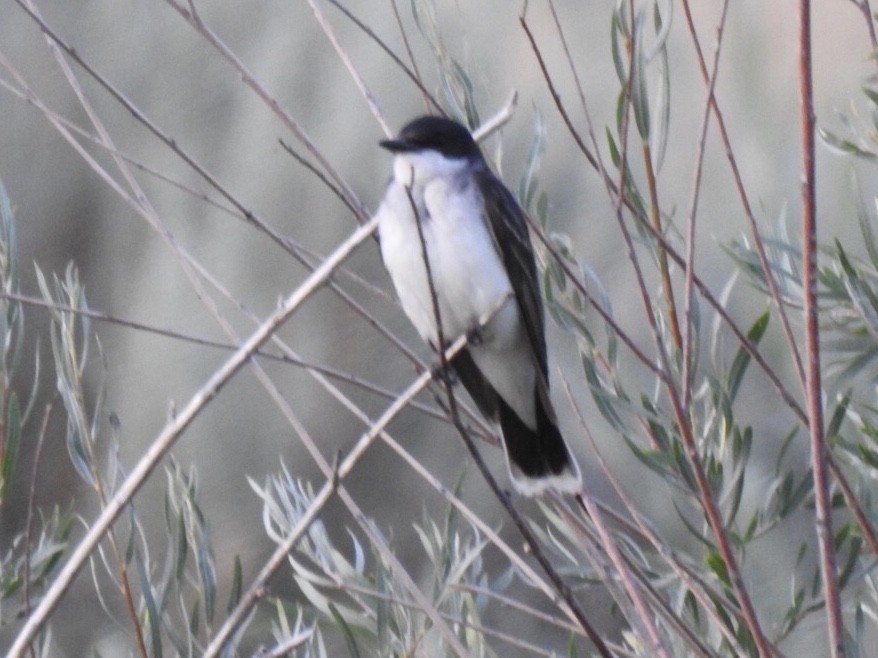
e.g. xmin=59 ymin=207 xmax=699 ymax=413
xmin=392 ymin=150 xmax=472 ymax=188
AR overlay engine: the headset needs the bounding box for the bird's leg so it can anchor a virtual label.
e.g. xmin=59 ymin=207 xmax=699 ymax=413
xmin=429 ymin=360 xmax=458 ymax=386
xmin=466 ymin=323 xmax=485 ymax=346
xmin=427 ymin=340 xmax=459 ymax=385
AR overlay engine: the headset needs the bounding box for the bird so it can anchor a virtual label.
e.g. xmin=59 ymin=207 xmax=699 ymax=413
xmin=374 ymin=115 xmax=581 ymax=496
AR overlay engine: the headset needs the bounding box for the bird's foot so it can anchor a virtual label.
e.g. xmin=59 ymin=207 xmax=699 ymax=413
xmin=466 ymin=323 xmax=486 ymax=346
xmin=430 ymin=361 xmax=458 ymax=386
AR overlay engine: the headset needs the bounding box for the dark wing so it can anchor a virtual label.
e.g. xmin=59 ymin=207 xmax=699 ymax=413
xmin=474 ymin=169 xmax=548 ymax=378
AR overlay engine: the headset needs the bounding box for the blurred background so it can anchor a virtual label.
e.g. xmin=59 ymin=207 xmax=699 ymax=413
xmin=0 ymin=0 xmax=875 ymax=655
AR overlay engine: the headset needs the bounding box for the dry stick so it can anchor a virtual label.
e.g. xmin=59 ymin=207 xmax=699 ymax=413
xmin=643 ymin=142 xmax=683 ymax=352
xmin=273 ymin=577 xmax=566 ymax=658
xmin=558 ymin=492 xmax=671 ymax=656
xmin=520 ymin=12 xmax=806 ymax=426
xmin=555 ymin=494 xmax=715 ymax=658
xmin=0 ymin=68 xmax=243 ymax=224
xmin=0 ymin=290 xmax=453 ymax=424
xmin=559 ymin=377 xmax=762 ymax=658
xmin=798 ymin=1 xmax=845 ymax=656
xmin=22 ymin=402 xmax=54 ymax=658
xmin=7 ymin=217 xmax=379 ymax=658
xmin=527 ymin=5 xmax=774 ymax=654
xmin=325 ymin=0 xmax=443 ymax=114
xmin=10 ymin=1 xmax=367 ymax=251
xmin=524 ymin=5 xmax=878 ymax=570
xmin=278 ymin=138 xmax=358 ymax=217
xmin=679 ymin=0 xmax=806 ymax=395
xmin=165 ymin=0 xmax=367 ymax=220
xmin=203 ymin=313 xmax=491 ymax=657
xmin=681 ymin=0 xmax=730 ymax=409
xmin=442 ymin=409 xmax=612 ymax=657
xmin=386 ymin=0 xmax=435 ymax=113
xmin=4 ymin=54 xmax=370 ymax=321
xmin=304 ymin=0 xmax=392 ymax=136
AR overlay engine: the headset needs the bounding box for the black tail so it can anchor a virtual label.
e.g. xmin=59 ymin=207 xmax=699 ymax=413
xmin=452 ymin=349 xmax=580 ymax=494
xmin=497 ymin=391 xmax=575 ymax=481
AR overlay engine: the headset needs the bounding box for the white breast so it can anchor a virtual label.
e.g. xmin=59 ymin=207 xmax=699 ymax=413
xmin=377 ymin=168 xmax=515 ymax=346
xmin=376 ymin=153 xmax=537 ymax=426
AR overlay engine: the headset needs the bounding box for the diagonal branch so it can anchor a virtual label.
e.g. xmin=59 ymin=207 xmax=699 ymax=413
xmin=7 ymin=216 xmax=380 ymax=658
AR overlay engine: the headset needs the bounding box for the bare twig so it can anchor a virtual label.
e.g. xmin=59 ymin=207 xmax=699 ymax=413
xmin=7 ymin=217 xmax=380 ymax=658
xmin=203 ymin=300 xmax=505 ymax=657
xmin=679 ymin=0 xmax=806 ymax=395
xmin=798 ymin=1 xmax=844 ymax=655
xmin=565 ymin=481 xmax=671 ymax=656
xmin=326 ymin=0 xmax=442 ymax=114
xmin=681 ymin=0 xmax=730 ymax=407
xmin=163 ymin=0 xmax=368 ymax=221
xmin=304 ymin=0 xmax=391 ymax=136
xmin=22 ymin=402 xmax=53 ymax=658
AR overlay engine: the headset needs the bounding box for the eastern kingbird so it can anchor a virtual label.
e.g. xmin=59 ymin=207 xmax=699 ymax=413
xmin=375 ymin=115 xmax=581 ymax=495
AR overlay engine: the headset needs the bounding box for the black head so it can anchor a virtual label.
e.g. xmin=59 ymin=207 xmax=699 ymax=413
xmin=380 ymin=116 xmax=482 ymax=160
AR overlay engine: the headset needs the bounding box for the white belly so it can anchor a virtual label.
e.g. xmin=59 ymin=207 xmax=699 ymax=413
xmin=377 ymin=176 xmax=537 ymax=425
xmin=378 ymin=178 xmax=516 ymax=346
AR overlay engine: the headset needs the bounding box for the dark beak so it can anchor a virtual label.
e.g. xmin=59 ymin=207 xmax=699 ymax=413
xmin=379 ymin=138 xmax=415 ymax=153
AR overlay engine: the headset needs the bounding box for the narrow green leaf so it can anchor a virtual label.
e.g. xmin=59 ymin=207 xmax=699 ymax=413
xmin=519 ymin=108 xmax=546 ymax=209
xmin=706 ymin=550 xmax=731 ymax=588
xmin=862 ymin=86 xmax=878 ymax=105
xmin=852 ymin=172 xmax=878 ymax=270
xmin=134 ymin=547 xmax=163 ymax=658
xmin=197 ymin=536 xmax=216 ymax=623
xmin=727 ymin=312 xmax=769 ymax=403
xmin=827 ymin=393 xmax=851 ymax=441
xmin=818 ymin=127 xmax=876 ymax=160
xmin=606 ymin=127 xmax=621 ymax=168
xmin=227 ymin=556 xmax=243 ymax=615
xmin=610 ymin=10 xmax=627 ymax=84
xmin=778 ymin=471 xmax=813 ymax=518
xmin=0 ymin=392 xmax=21 ymax=504
xmin=329 ymin=601 xmax=362 ymax=658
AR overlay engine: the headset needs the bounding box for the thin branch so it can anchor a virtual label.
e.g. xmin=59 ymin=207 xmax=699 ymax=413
xmin=203 ymin=301 xmax=503 ymax=657
xmin=679 ymin=0 xmax=806 ymax=395
xmin=682 ymin=0 xmax=730 ymax=407
xmin=565 ymin=484 xmax=671 ymax=656
xmin=326 ymin=0 xmax=442 ymax=114
xmin=798 ymin=0 xmax=845 ymax=654
xmin=162 ymin=0 xmax=368 ymax=221
xmin=521 ymin=9 xmax=807 ymax=435
xmin=304 ymin=0 xmax=392 ymax=136
xmin=7 ymin=217 xmax=380 ymax=658
xmin=22 ymin=402 xmax=53 ymax=658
